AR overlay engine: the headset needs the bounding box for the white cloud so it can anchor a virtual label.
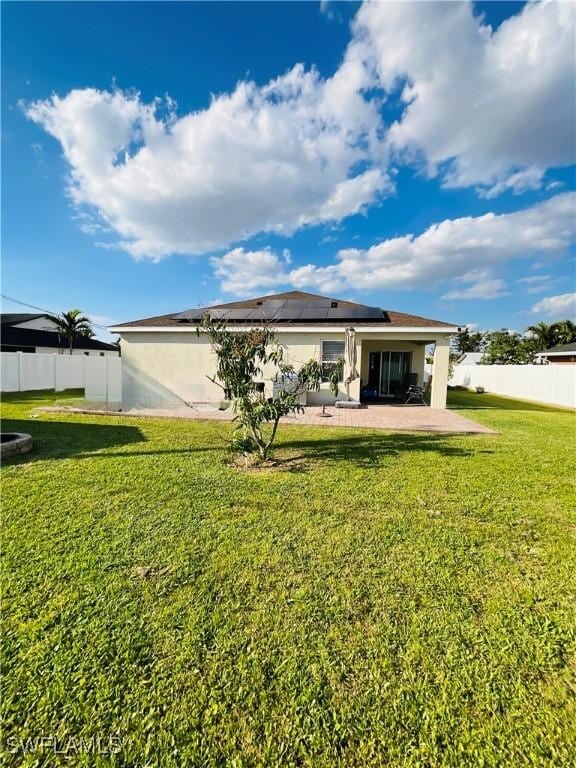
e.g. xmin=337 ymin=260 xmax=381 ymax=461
xmin=442 ymin=270 xmax=509 ymax=300
xmin=530 ymin=292 xmax=576 ymax=319
xmin=211 ymin=247 xmax=293 ymax=295
xmin=516 ymin=274 xmax=561 ymax=294
xmin=25 ymin=55 xmax=387 ymax=260
xmin=23 ymin=1 xmax=576 ymax=261
xmin=212 ymin=193 xmax=576 ymax=296
xmin=355 ymin=0 xmax=575 ymax=191
xmin=479 ymin=168 xmax=546 ymax=200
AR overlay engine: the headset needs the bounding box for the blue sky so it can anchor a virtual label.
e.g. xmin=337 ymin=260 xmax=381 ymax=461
xmin=2 ymin=0 xmax=575 ymax=340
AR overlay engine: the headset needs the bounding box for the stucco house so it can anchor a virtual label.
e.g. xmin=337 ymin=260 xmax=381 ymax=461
xmin=536 ymin=342 xmax=576 ymax=364
xmin=110 ymin=291 xmax=460 ymax=410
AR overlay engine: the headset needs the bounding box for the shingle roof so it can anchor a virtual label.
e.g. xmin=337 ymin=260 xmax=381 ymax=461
xmin=113 ymin=291 xmax=457 ymax=330
xmin=541 ymin=342 xmax=576 ymax=354
xmin=1 ymin=313 xmax=46 ymax=326
xmin=1 ymin=325 xmax=118 ymax=351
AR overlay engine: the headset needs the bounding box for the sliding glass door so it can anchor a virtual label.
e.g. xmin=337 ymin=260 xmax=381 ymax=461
xmin=381 ymin=351 xmax=411 ymax=396
xmin=367 ymin=351 xmax=412 ymax=397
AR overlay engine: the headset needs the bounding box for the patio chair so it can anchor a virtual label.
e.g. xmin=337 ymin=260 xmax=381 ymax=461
xmin=404 ymin=384 xmax=426 ymax=405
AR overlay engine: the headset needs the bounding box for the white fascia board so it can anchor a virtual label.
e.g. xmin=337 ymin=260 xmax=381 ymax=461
xmin=539 ymin=350 xmax=576 ymax=357
xmin=109 ymin=324 xmax=459 ymax=335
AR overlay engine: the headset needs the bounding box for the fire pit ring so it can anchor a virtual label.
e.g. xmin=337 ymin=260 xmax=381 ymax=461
xmin=1 ymin=432 xmax=33 ymax=460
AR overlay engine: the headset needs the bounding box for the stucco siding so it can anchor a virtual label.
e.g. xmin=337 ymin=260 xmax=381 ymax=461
xmin=119 ymin=329 xmax=437 ymax=409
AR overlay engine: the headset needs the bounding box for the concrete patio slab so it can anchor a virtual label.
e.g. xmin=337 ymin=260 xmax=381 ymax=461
xmin=40 ymin=403 xmax=495 ymax=434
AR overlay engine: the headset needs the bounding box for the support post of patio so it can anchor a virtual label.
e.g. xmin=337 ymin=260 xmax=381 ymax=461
xmin=430 ymin=337 xmax=450 ymax=409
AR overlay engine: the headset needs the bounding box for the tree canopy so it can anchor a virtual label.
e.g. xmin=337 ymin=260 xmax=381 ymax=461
xmin=47 ymin=309 xmax=94 ymax=354
xmin=453 ymin=319 xmax=576 ymax=365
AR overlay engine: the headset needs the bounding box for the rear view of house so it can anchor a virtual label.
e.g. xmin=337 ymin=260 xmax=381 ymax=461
xmin=111 ymin=292 xmax=459 ymax=410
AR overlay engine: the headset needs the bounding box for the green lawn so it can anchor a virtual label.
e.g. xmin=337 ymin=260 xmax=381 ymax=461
xmin=2 ymin=390 xmax=575 ymax=767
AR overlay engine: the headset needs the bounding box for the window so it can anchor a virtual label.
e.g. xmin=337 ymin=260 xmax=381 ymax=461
xmin=321 ymin=340 xmax=345 ymax=381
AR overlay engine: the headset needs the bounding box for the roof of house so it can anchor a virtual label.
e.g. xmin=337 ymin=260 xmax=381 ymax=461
xmin=113 ymin=291 xmax=458 ymax=330
xmin=456 ymin=352 xmax=483 ymax=365
xmin=1 ymin=325 xmax=118 ymax=351
xmin=540 ymin=341 xmax=576 ymax=355
xmin=1 ymin=313 xmax=47 ymax=326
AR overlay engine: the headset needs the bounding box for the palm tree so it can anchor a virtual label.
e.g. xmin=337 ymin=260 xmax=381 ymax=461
xmin=552 ymin=319 xmax=576 ymax=345
xmin=525 ymin=321 xmax=558 ymax=352
xmin=47 ymin=309 xmax=93 ymax=354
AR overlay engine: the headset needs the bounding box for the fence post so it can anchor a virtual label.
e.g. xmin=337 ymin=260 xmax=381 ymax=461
xmin=53 ymin=354 xmax=58 ymax=392
xmin=105 ymin=354 xmax=109 ymax=403
xmin=16 ymin=351 xmax=23 ymax=392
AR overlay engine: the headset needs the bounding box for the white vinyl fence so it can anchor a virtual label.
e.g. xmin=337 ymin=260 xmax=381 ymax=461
xmin=1 ymin=352 xmax=121 ymax=403
xmin=450 ymin=363 xmax=575 ymax=408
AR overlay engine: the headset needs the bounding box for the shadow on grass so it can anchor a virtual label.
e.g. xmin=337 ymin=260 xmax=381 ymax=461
xmin=1 ymin=416 xmax=482 ymax=468
xmin=278 ymin=432 xmax=483 ymax=467
xmin=1 ymin=418 xmax=147 ymax=462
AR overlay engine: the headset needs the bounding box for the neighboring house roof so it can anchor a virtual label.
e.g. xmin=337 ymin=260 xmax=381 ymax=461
xmin=112 ymin=291 xmax=458 ymax=330
xmin=1 ymin=325 xmax=118 ymax=351
xmin=456 ymin=352 xmax=483 ymax=365
xmin=539 ymin=342 xmax=576 ymax=356
xmin=1 ymin=313 xmax=47 ymax=326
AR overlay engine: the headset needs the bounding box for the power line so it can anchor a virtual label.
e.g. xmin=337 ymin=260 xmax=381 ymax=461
xmin=0 ymin=294 xmax=112 ymax=332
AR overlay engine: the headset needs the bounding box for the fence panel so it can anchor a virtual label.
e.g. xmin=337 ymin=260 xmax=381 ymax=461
xmin=20 ymin=353 xmax=54 ymax=390
xmin=1 ymin=352 xmax=121 ymax=402
xmin=450 ymin=364 xmax=575 ymax=408
xmin=54 ymin=355 xmax=85 ymax=391
xmin=1 ymin=354 xmax=20 ymax=392
xmin=84 ymin=356 xmax=122 ymax=403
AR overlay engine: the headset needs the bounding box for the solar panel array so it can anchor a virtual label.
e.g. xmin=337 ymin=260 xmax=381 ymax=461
xmin=175 ymin=296 xmax=389 ymax=324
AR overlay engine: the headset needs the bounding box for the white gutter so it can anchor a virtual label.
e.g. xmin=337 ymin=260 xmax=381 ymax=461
xmin=109 ymin=324 xmax=460 ymax=334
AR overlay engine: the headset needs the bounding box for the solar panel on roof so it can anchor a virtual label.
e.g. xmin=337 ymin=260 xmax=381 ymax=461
xmin=174 ymin=309 xmax=205 ymax=320
xmin=302 ymin=308 xmax=330 ymax=319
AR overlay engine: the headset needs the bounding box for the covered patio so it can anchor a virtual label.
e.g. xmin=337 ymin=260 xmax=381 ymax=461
xmin=333 ymin=332 xmax=451 ymax=409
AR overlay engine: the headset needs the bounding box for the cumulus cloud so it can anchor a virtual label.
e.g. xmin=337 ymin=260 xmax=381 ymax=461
xmin=24 ymin=1 xmax=575 ymax=260
xmin=212 ymin=193 xmax=576 ymax=297
xmin=530 ymin=292 xmax=576 ymax=319
xmin=355 ymin=0 xmax=575 ymax=191
xmin=211 ymin=247 xmax=293 ymax=295
xmin=24 ymin=56 xmax=388 ymax=259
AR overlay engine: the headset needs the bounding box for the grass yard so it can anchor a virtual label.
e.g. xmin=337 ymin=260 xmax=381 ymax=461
xmin=1 ymin=390 xmax=575 ymax=767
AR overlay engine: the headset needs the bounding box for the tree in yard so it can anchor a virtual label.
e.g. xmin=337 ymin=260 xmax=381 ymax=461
xmin=453 ymin=328 xmax=484 ymax=355
xmin=198 ymin=315 xmax=322 ymax=461
xmin=481 ymin=330 xmax=537 ymax=365
xmin=551 ymin=319 xmax=576 ymax=346
xmin=47 ymin=309 xmax=94 ymax=354
xmin=525 ymin=321 xmax=560 ymax=352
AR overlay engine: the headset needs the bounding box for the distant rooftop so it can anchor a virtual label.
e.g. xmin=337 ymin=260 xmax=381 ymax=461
xmin=113 ymin=291 xmax=457 ymax=330
xmin=1 ymin=313 xmax=46 ymax=326
xmin=540 ymin=342 xmax=576 ymax=355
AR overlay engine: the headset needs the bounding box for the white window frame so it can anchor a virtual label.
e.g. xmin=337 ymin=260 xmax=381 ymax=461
xmin=321 ymin=339 xmax=345 ymax=382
